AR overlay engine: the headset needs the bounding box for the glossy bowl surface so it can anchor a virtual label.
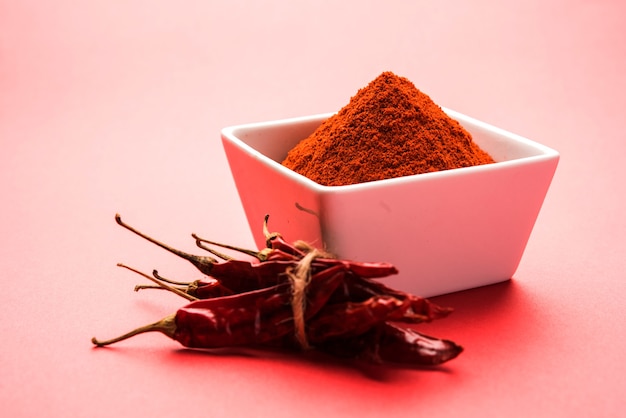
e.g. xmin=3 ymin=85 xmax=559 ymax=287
xmin=222 ymin=109 xmax=559 ymax=297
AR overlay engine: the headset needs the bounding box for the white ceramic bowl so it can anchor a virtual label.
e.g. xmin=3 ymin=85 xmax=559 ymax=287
xmin=221 ymin=109 xmax=559 ymax=297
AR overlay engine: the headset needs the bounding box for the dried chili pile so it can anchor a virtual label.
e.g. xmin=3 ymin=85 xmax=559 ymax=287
xmin=92 ymin=214 xmax=463 ymax=367
xmin=281 ymin=71 xmax=495 ymax=186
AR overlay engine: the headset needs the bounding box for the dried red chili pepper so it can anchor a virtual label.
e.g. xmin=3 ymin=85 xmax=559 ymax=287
xmin=150 ymin=270 xmax=234 ymax=299
xmin=116 ymin=214 xmax=298 ymax=293
xmin=183 ymin=259 xmax=296 ymax=294
xmin=116 ymin=214 xmax=399 ymax=294
xmin=128 ymin=261 xmax=449 ymax=327
xmin=196 ymin=215 xmax=400 ymax=279
xmin=372 ymin=323 xmax=463 ymax=366
xmin=330 ymin=273 xmax=454 ymax=323
xmin=318 ymin=322 xmax=463 ymax=366
xmin=92 ymin=263 xmax=347 ymax=348
xmin=305 ymin=295 xmax=408 ymax=343
xmin=96 ymin=214 xmax=462 ymax=368
xmin=94 ymin=267 xmax=462 ymax=366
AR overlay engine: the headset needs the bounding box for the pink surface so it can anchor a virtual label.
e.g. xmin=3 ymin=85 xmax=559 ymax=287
xmin=1 ymin=1 xmax=624 ymax=417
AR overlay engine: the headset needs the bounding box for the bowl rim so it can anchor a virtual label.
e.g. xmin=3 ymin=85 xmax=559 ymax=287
xmin=221 ymin=108 xmax=560 ymax=193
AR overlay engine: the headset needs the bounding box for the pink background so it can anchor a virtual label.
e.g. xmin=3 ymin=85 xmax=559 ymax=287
xmin=1 ymin=1 xmax=624 ymax=416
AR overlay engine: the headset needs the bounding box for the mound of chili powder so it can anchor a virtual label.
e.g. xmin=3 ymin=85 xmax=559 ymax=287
xmin=281 ymin=71 xmax=495 ymax=186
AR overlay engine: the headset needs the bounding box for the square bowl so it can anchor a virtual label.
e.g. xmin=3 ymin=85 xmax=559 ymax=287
xmin=221 ymin=109 xmax=559 ymax=297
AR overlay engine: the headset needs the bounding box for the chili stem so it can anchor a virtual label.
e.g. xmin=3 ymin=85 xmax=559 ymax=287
xmin=92 ymin=314 xmax=176 ymax=347
xmin=150 ymin=270 xmax=191 ymax=286
xmin=263 ymin=214 xmax=280 ymax=246
xmin=115 ymin=213 xmax=218 ymax=268
xmin=191 ymin=233 xmax=261 ymax=259
xmin=134 ymin=284 xmax=186 ymax=293
xmin=117 ymin=263 xmax=197 ymax=301
xmin=191 ymin=237 xmax=234 ymax=260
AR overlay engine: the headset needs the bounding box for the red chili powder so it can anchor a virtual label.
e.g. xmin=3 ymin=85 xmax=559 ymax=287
xmin=281 ymin=71 xmax=495 ymax=186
